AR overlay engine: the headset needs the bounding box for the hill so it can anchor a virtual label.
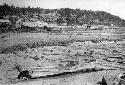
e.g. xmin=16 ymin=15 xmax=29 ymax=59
xmin=56 ymin=8 xmax=125 ymax=26
xmin=0 ymin=3 xmax=125 ymax=27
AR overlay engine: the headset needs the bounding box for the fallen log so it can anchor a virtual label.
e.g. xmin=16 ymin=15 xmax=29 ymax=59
xmin=30 ymin=63 xmax=117 ymax=78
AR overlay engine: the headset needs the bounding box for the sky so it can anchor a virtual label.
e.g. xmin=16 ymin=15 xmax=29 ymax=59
xmin=0 ymin=0 xmax=125 ymax=19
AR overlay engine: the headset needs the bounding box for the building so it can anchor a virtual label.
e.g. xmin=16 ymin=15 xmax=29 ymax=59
xmin=16 ymin=19 xmax=23 ymax=28
xmin=0 ymin=19 xmax=10 ymax=23
xmin=34 ymin=21 xmax=48 ymax=27
xmin=0 ymin=19 xmax=11 ymax=32
xmin=16 ymin=18 xmax=48 ymax=28
xmin=0 ymin=19 xmax=11 ymax=27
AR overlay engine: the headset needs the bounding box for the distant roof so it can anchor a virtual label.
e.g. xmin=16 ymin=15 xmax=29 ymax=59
xmin=0 ymin=19 xmax=10 ymax=23
xmin=35 ymin=21 xmax=48 ymax=25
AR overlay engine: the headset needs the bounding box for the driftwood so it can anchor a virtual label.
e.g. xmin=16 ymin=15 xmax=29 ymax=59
xmin=30 ymin=63 xmax=116 ymax=78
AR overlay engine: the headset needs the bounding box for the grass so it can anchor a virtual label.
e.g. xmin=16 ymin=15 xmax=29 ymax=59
xmin=0 ymin=30 xmax=124 ymax=54
xmin=0 ymin=28 xmax=125 ymax=54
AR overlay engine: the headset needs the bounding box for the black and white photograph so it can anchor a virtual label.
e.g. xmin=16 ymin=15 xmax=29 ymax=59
xmin=0 ymin=0 xmax=125 ymax=85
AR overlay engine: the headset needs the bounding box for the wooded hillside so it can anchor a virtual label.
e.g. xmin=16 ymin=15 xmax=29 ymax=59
xmin=0 ymin=3 xmax=125 ymax=27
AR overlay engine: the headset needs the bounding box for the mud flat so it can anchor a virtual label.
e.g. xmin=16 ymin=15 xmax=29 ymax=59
xmin=1 ymin=29 xmax=125 ymax=85
xmin=1 ymin=38 xmax=125 ymax=85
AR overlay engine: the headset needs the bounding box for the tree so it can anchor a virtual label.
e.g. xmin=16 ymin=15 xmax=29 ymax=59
xmin=57 ymin=17 xmax=64 ymax=25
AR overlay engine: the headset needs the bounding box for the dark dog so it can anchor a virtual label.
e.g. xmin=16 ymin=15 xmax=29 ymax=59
xmin=18 ymin=70 xmax=32 ymax=80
